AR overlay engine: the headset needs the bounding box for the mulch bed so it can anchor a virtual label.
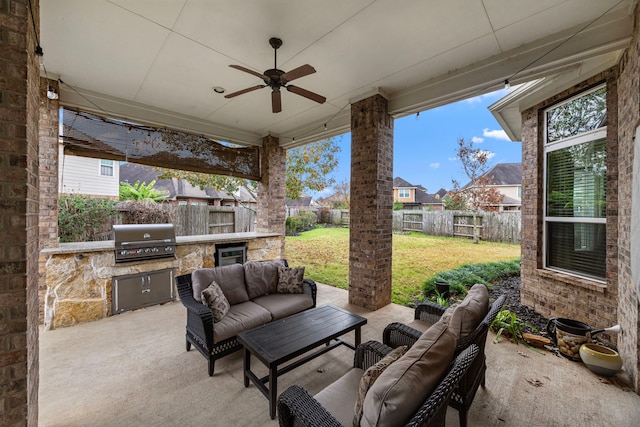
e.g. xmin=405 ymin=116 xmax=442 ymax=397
xmin=488 ymin=275 xmax=550 ymax=335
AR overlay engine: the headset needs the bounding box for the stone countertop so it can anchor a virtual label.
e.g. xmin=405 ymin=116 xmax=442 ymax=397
xmin=40 ymin=232 xmax=282 ymax=255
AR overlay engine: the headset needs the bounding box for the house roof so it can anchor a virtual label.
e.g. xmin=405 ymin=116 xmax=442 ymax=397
xmin=286 ymin=195 xmax=319 ymax=208
xmin=393 ymin=177 xmax=415 ymax=188
xmin=41 ymin=1 xmax=633 ymax=149
xmin=500 ymin=195 xmax=522 ymax=206
xmin=120 ymin=163 xmax=255 ymax=203
xmin=483 ymin=163 xmax=522 ymax=186
xmin=435 ymin=188 xmax=448 ymax=198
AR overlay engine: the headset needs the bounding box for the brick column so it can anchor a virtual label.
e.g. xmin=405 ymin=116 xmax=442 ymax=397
xmin=38 ymin=78 xmax=59 ymax=323
xmin=0 ymin=0 xmax=41 ymax=425
xmin=256 ymin=135 xmax=286 ymax=257
xmin=349 ymin=94 xmax=393 ymax=310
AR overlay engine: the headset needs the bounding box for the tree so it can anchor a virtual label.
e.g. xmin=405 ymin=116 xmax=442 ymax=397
xmin=119 ymin=180 xmax=168 ymax=202
xmin=158 ymin=137 xmax=341 ymax=201
xmin=451 ymin=138 xmax=504 ymax=212
xmin=331 ymin=179 xmax=350 ymax=209
xmin=442 ymin=190 xmax=467 ymax=210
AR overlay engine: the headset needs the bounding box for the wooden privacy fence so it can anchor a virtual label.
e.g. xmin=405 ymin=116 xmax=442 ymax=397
xmin=393 ymin=210 xmax=521 ymax=244
xmin=173 ymin=205 xmax=256 ymax=236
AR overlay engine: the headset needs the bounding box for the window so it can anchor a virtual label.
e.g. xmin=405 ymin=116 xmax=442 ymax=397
xmin=517 ymin=186 xmax=522 ymax=199
xmin=100 ymin=159 xmax=113 ymax=176
xmin=178 ymin=201 xmax=187 ymax=206
xmin=544 ymin=85 xmax=607 ymax=281
xmin=398 ymin=189 xmax=410 ymax=198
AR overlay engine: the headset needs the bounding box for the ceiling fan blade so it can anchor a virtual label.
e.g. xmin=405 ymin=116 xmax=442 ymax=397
xmin=224 ymin=85 xmax=266 ymax=99
xmin=229 ymin=65 xmax=268 ymax=81
xmin=281 ymin=64 xmax=316 ymax=82
xmin=286 ymin=85 xmax=326 ymax=104
xmin=272 ymin=90 xmax=282 ymax=113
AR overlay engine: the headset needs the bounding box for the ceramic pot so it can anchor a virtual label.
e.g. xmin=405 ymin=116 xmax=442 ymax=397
xmin=579 ymin=343 xmax=622 ymax=377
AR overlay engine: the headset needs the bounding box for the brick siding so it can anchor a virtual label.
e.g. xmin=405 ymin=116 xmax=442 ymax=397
xmin=0 ymin=0 xmax=41 ymax=425
xmin=349 ymin=94 xmax=393 ymax=310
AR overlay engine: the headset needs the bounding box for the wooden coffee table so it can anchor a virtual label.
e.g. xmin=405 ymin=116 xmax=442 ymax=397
xmin=237 ymin=305 xmax=367 ymax=419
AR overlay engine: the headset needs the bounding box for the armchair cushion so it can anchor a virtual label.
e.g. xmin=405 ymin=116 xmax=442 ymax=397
xmin=353 ymin=345 xmax=408 ymax=426
xmin=192 ymin=263 xmax=249 ymax=305
xmin=277 ymin=266 xmax=305 ymax=294
xmin=314 ymin=368 xmax=364 ymax=426
xmin=201 ymin=280 xmax=230 ymax=322
xmin=361 ymin=320 xmax=457 ymax=427
xmin=449 ymin=284 xmax=489 ymax=338
xmin=244 ymin=260 xmax=286 ymax=299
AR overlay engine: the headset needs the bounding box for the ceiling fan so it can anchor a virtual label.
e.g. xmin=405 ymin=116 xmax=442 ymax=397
xmin=225 ymin=37 xmax=326 ymax=113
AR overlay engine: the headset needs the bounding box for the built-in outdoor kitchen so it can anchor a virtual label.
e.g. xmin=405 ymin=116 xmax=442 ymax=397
xmin=40 ymin=227 xmax=282 ymax=330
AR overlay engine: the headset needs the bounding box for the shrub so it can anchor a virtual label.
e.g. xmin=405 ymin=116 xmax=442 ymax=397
xmin=119 ymin=201 xmax=175 ymax=224
xmin=285 ymin=211 xmax=318 ymax=235
xmin=422 ymin=258 xmax=520 ymax=299
xmin=58 ymin=194 xmax=117 ymax=242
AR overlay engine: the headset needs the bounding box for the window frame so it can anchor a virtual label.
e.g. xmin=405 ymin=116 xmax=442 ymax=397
xmin=398 ymin=188 xmax=410 ymax=198
xmin=99 ymin=159 xmax=114 ymax=177
xmin=542 ymin=84 xmax=607 ymax=282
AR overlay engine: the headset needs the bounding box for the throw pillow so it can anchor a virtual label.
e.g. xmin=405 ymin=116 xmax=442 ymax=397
xmin=353 ymin=346 xmax=408 ymax=427
xmin=201 ymin=280 xmax=230 ymax=322
xmin=440 ymin=303 xmax=459 ymax=326
xmin=277 ymin=266 xmax=305 ymax=294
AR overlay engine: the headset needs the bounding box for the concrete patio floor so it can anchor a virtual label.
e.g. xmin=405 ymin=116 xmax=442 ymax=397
xmin=39 ymin=283 xmax=640 ymax=426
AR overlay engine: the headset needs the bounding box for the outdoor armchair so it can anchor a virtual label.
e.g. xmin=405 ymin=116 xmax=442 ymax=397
xmin=383 ymin=292 xmax=506 ymax=427
xmin=277 ymin=341 xmax=479 ymax=427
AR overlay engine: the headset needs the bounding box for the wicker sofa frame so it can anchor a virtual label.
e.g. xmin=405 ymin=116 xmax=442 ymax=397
xmin=277 ymin=341 xmax=479 ymax=427
xmin=382 ymin=294 xmax=506 ymax=427
xmin=175 ymin=260 xmax=317 ymax=377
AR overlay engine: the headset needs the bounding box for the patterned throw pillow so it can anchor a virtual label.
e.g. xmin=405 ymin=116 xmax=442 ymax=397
xmin=276 ymin=266 xmax=305 ymax=294
xmin=353 ymin=345 xmax=408 ymax=426
xmin=201 ymin=280 xmax=230 ymax=322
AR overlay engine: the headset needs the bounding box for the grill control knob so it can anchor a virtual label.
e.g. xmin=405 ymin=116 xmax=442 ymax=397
xmin=152 ymin=247 xmax=159 ymax=253
xmin=165 ymin=246 xmax=174 ymax=252
xmin=144 ymin=248 xmax=150 ymax=253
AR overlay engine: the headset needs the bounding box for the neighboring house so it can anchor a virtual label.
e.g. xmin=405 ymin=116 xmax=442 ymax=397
xmin=58 ymin=149 xmax=120 ymax=199
xmin=393 ymin=177 xmax=445 ymax=210
xmin=119 ymin=163 xmax=256 ymax=207
xmin=317 ymin=191 xmax=349 ymax=208
xmin=286 ymin=194 xmax=321 ymax=210
xmin=462 ymin=163 xmax=522 ymax=211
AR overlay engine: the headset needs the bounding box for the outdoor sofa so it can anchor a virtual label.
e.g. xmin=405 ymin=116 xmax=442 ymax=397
xmin=277 ymin=318 xmax=479 ymax=426
xmin=383 ymin=285 xmax=506 ymax=427
xmin=176 ymin=259 xmax=317 ymax=376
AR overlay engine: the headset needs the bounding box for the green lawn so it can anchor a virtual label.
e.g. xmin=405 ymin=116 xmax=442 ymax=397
xmin=285 ymin=227 xmax=521 ymax=305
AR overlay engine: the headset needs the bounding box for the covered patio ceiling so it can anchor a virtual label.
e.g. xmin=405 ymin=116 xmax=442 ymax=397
xmin=40 ymin=0 xmax=634 ymax=149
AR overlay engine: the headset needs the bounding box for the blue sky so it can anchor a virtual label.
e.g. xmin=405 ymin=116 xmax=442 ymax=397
xmin=314 ymin=88 xmax=522 ymax=198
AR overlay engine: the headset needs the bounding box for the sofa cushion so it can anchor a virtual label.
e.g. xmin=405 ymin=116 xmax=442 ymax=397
xmin=449 ymin=284 xmax=489 ymax=338
xmin=244 ymin=260 xmax=286 ymax=299
xmin=192 ymin=264 xmax=249 ymax=305
xmin=314 ymin=368 xmax=364 ymax=427
xmin=354 ymin=346 xmax=408 ymax=426
xmin=212 ymin=301 xmax=272 ymax=343
xmin=361 ymin=320 xmax=457 ymax=427
xmin=201 ymin=281 xmax=230 ymax=322
xmin=277 ymin=266 xmax=305 ymax=294
xmin=251 ymin=293 xmax=314 ymax=320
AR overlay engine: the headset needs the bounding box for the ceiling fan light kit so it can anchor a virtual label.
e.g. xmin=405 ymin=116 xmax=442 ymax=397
xmin=225 ymin=37 xmax=326 ymax=113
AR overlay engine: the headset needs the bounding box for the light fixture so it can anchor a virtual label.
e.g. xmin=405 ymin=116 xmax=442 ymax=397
xmin=504 ymin=79 xmax=510 ymax=90
xmin=46 ymin=86 xmax=58 ymax=100
xmin=212 ymin=86 xmax=226 ymax=94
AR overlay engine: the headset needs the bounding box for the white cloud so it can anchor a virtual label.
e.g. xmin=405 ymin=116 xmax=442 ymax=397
xmin=471 ymin=136 xmax=484 ymax=144
xmin=429 ymin=162 xmax=440 ymax=169
xmin=483 ymin=128 xmax=510 ymax=141
xmin=448 ymin=156 xmax=458 ymax=161
xmin=465 ymin=89 xmax=508 ymax=105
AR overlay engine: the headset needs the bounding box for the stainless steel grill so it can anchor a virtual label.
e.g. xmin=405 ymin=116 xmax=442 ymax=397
xmin=113 ymin=223 xmax=176 ymax=263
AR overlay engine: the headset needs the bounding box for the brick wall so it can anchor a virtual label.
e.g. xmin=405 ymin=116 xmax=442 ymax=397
xmin=38 ymin=78 xmax=58 ymax=323
xmin=256 ymin=135 xmax=285 ymax=257
xmin=616 ymin=3 xmax=640 ymax=393
xmin=349 ymin=94 xmax=393 ymax=310
xmin=0 ymin=0 xmax=40 ymax=425
xmin=520 ymin=69 xmax=619 ymax=338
